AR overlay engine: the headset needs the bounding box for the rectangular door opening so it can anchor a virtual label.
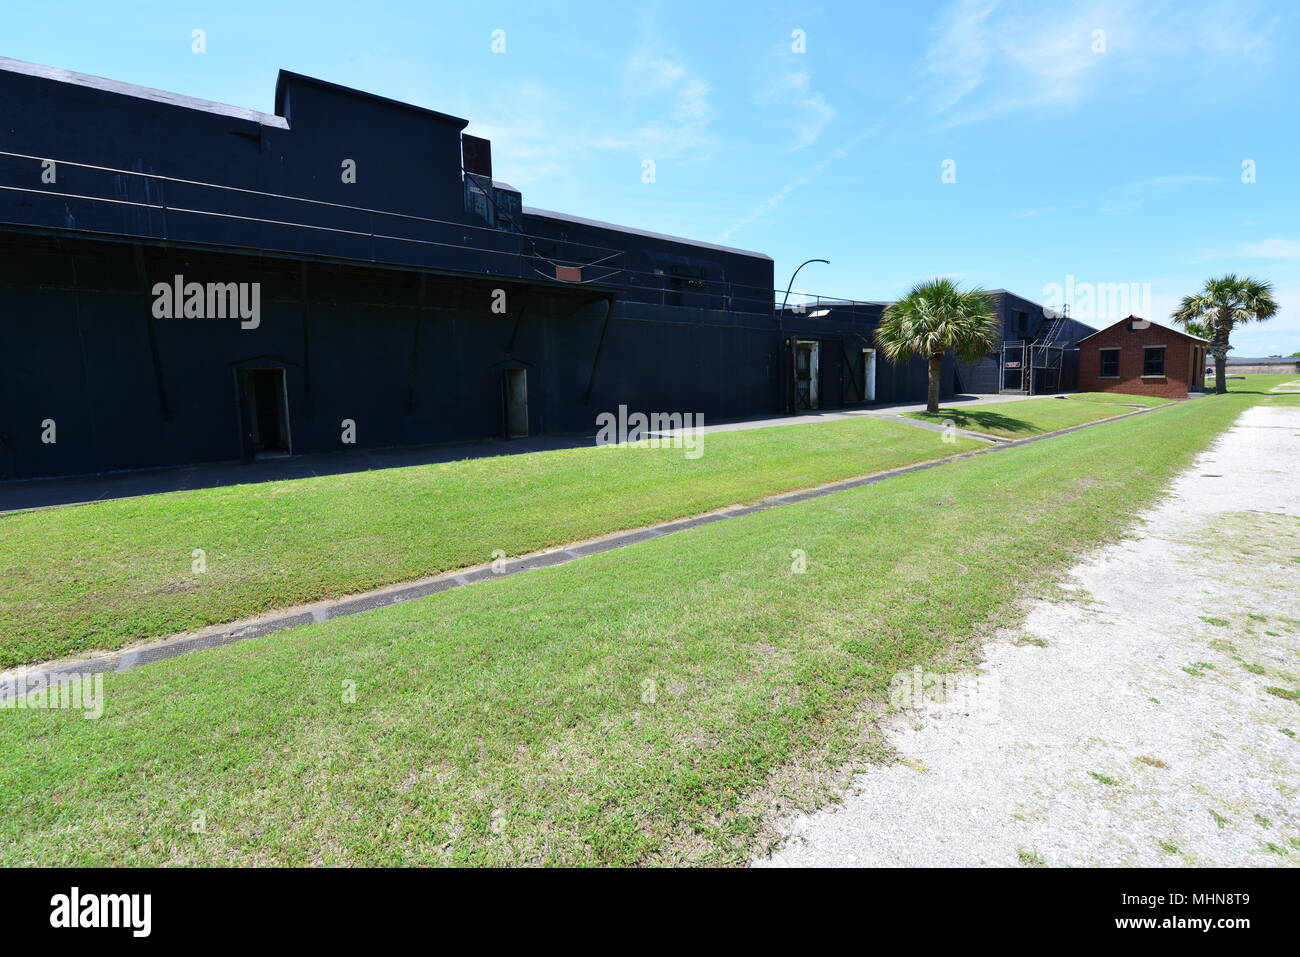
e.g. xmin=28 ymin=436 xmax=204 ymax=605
xmin=795 ymin=340 xmax=820 ymax=410
xmin=240 ymin=368 xmax=290 ymax=457
xmin=862 ymin=348 xmax=877 ymax=403
xmin=1002 ymin=346 xmax=1024 ymax=392
xmin=504 ymin=368 xmax=529 ymax=437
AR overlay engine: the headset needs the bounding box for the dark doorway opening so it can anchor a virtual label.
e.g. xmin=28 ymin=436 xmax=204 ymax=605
xmin=239 ymin=368 xmax=291 ymax=456
xmin=504 ymin=368 xmax=529 ymax=438
xmin=794 ymin=340 xmax=820 ymax=409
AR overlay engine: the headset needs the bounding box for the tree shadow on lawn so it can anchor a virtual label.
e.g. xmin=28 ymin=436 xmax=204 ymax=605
xmin=919 ymin=408 xmax=1038 ymax=436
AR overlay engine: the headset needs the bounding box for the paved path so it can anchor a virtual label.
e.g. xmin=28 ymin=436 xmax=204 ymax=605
xmin=854 ymin=392 xmax=1068 ymax=417
xmin=647 ymin=393 xmax=1059 ymax=437
xmin=758 ymin=404 xmax=1300 ymax=867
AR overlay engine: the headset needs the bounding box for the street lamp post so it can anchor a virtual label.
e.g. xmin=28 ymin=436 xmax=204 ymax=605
xmin=779 ymin=258 xmax=830 ymax=324
xmin=777 ymin=259 xmax=829 ymax=415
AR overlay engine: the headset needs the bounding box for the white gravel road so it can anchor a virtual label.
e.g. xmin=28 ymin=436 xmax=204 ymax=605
xmin=758 ymin=403 xmax=1300 ymax=868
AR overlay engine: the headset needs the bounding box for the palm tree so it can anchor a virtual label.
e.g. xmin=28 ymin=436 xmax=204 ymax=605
xmin=875 ymin=278 xmax=998 ymax=414
xmin=1171 ymin=275 xmax=1277 ymax=394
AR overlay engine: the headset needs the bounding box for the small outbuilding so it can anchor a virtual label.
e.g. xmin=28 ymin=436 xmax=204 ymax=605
xmin=1076 ymin=316 xmax=1208 ymax=400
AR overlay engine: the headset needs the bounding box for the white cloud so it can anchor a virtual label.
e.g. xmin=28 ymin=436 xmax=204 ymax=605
xmin=923 ymin=0 xmax=999 ymax=113
xmin=1227 ymin=317 xmax=1300 ymax=357
xmin=1195 ymin=9 xmax=1281 ymax=59
xmin=762 ymin=70 xmax=837 ymax=152
xmin=1015 ymin=201 xmax=1085 ymax=219
xmin=456 ymin=31 xmax=720 ymax=191
xmin=1233 ymin=238 xmax=1300 ymax=260
xmin=462 ymin=80 xmax=571 ymax=187
xmin=715 ymin=125 xmax=877 ymax=242
xmin=919 ymin=0 xmax=1280 ymax=128
xmin=592 ymin=41 xmax=716 ymax=161
xmin=919 ymin=0 xmax=1109 ymax=125
xmin=1192 ymin=237 xmax=1300 ymax=264
xmin=1096 ymin=174 xmax=1215 ymax=215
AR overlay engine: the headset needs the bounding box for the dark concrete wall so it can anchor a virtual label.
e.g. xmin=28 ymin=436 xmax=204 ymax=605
xmin=0 ymin=235 xmax=790 ymax=480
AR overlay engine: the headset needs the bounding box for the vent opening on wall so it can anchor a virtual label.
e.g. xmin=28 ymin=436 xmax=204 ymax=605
xmin=462 ymin=133 xmax=494 ymax=227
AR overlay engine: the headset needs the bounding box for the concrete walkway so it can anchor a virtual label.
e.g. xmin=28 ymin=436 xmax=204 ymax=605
xmin=856 ymin=392 xmax=1068 ymax=418
xmin=647 ymin=392 xmax=1061 ymax=437
xmin=758 ymin=404 xmax=1300 ymax=867
xmin=0 ymin=393 xmax=1053 ymax=513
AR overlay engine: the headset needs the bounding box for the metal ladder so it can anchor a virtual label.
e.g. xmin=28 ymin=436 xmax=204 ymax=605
xmin=1027 ymin=310 xmax=1068 ymax=393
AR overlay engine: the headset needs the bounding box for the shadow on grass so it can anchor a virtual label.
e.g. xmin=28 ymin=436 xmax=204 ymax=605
xmin=914 ymin=409 xmax=1037 ymax=435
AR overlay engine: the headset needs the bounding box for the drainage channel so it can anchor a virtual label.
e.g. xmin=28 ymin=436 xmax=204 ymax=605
xmin=2 ymin=404 xmax=1166 ymax=694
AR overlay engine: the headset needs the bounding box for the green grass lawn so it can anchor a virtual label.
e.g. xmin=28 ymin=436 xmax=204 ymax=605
xmin=0 ymin=389 xmax=1276 ymax=866
xmin=1063 ymin=392 xmax=1172 ymax=408
xmin=0 ymin=417 xmax=982 ymax=668
xmin=1227 ymin=373 xmax=1300 ymax=395
xmin=903 ymin=394 xmax=1151 ymax=439
xmin=1196 ymin=373 xmax=1300 ymax=405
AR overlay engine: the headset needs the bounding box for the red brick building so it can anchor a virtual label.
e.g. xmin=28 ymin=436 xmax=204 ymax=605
xmin=1076 ymin=317 xmax=1208 ymax=400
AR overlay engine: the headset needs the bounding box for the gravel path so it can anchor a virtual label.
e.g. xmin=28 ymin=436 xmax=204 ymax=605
xmin=758 ymin=404 xmax=1300 ymax=867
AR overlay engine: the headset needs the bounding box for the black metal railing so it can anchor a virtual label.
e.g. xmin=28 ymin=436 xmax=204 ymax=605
xmin=775 ymin=293 xmax=889 ymax=327
xmin=0 ymin=149 xmax=625 ymax=288
xmin=0 ymin=149 xmax=810 ymax=316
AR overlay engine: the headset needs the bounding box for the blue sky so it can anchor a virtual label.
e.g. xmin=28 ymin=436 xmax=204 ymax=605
xmin=6 ymin=0 xmax=1300 ymax=354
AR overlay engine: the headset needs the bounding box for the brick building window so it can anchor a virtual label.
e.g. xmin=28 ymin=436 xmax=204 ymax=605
xmin=1143 ymin=345 xmax=1166 ymax=377
xmin=1099 ymin=348 xmax=1120 ymax=378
